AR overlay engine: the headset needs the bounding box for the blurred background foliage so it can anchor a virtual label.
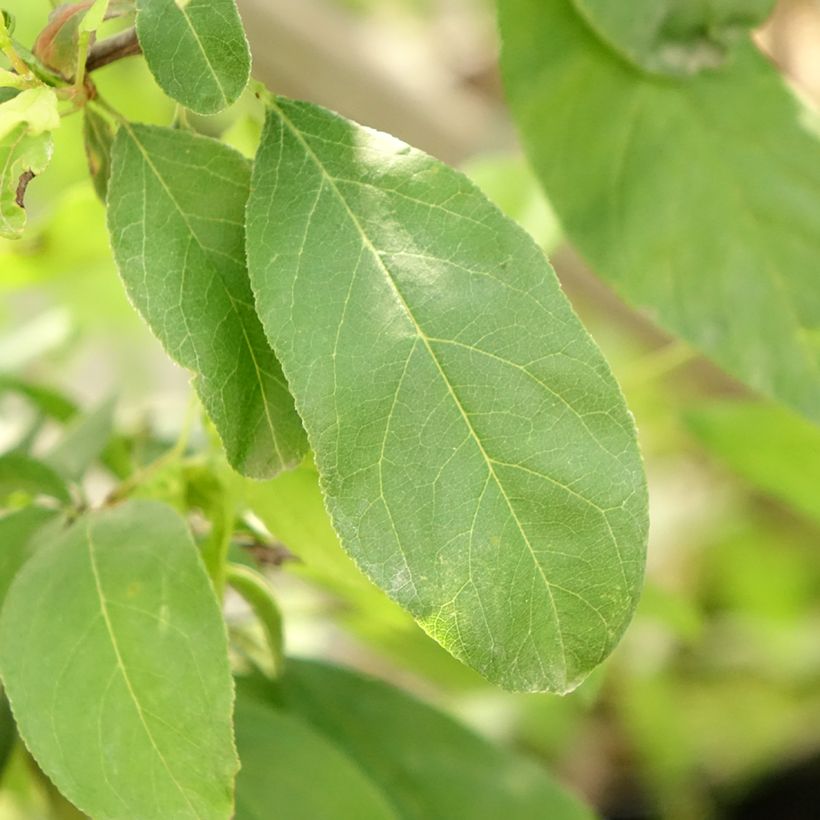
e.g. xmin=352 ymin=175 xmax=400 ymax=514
xmin=1 ymin=1 xmax=819 ymax=818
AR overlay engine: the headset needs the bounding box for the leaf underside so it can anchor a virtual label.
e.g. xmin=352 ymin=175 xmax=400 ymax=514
xmin=500 ymin=0 xmax=820 ymax=425
xmin=573 ymin=0 xmax=776 ymax=75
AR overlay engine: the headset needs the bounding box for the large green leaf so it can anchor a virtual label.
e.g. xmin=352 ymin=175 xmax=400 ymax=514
xmin=245 ymin=97 xmax=647 ymax=693
xmin=499 ymin=0 xmax=820 ymax=425
xmin=687 ymin=401 xmax=820 ymax=526
xmin=574 ymin=0 xmax=775 ymax=76
xmin=136 ymin=0 xmax=251 ymax=115
xmin=0 ymin=500 xmax=238 ymax=819
xmin=244 ymin=660 xmax=594 ymax=820
xmin=107 ymin=124 xmax=305 ymax=478
xmin=234 ymin=697 xmax=397 ymax=820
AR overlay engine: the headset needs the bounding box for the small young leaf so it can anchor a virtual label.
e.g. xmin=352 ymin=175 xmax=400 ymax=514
xmin=234 ymin=698 xmax=397 ymax=820
xmin=31 ymin=1 xmax=132 ymax=79
xmin=0 ymin=454 xmax=70 ymax=505
xmin=0 ymin=88 xmax=59 ymax=239
xmin=0 ymin=10 xmax=15 ymax=36
xmin=245 ymin=660 xmax=595 ymax=820
xmin=499 ymin=0 xmax=820 ymax=425
xmin=0 ymin=500 xmax=238 ymax=819
xmin=79 ymin=0 xmax=111 ymax=34
xmin=0 ymin=88 xmax=60 ymax=137
xmin=136 ymin=0 xmax=251 ymax=115
xmin=32 ymin=2 xmax=91 ymax=79
xmin=245 ymin=98 xmax=648 ymax=693
xmin=0 ymin=128 xmax=51 ymax=238
xmin=107 ymin=124 xmax=306 ymax=478
xmin=0 ymin=505 xmax=57 ymax=605
xmin=82 ymin=106 xmax=114 ymax=200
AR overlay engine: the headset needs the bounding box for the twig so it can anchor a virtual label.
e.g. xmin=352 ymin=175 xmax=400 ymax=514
xmin=85 ymin=27 xmax=141 ymax=73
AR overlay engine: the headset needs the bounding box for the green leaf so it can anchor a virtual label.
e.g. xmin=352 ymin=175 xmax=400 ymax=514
xmin=0 ymin=506 xmax=57 ymax=606
xmin=234 ymin=697 xmax=398 ymax=820
xmin=184 ymin=464 xmax=235 ymax=593
xmin=107 ymin=124 xmax=306 ymax=478
xmin=574 ymin=0 xmax=776 ymax=76
xmin=44 ymin=395 xmax=115 ymax=480
xmin=226 ymin=564 xmax=284 ymax=676
xmin=1 ymin=10 xmax=15 ymax=36
xmin=687 ymin=401 xmax=820 ymax=526
xmin=499 ymin=0 xmax=820 ymax=425
xmin=136 ymin=0 xmax=251 ymax=115
xmin=0 ymin=88 xmax=60 ymax=139
xmin=245 ymin=97 xmax=648 ymax=693
xmin=80 ymin=0 xmax=111 ymax=34
xmin=0 ymin=126 xmax=51 ymax=239
xmin=0 ymin=500 xmax=238 ymax=819
xmin=0 ymin=88 xmax=59 ymax=239
xmin=0 ymin=375 xmax=78 ymax=422
xmin=83 ymin=106 xmax=114 ymax=200
xmin=0 ymin=454 xmax=70 ymax=505
xmin=245 ymin=659 xmax=594 ymax=820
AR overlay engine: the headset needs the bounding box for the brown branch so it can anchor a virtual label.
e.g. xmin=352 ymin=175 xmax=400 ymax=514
xmin=85 ymin=27 xmax=141 ymax=73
